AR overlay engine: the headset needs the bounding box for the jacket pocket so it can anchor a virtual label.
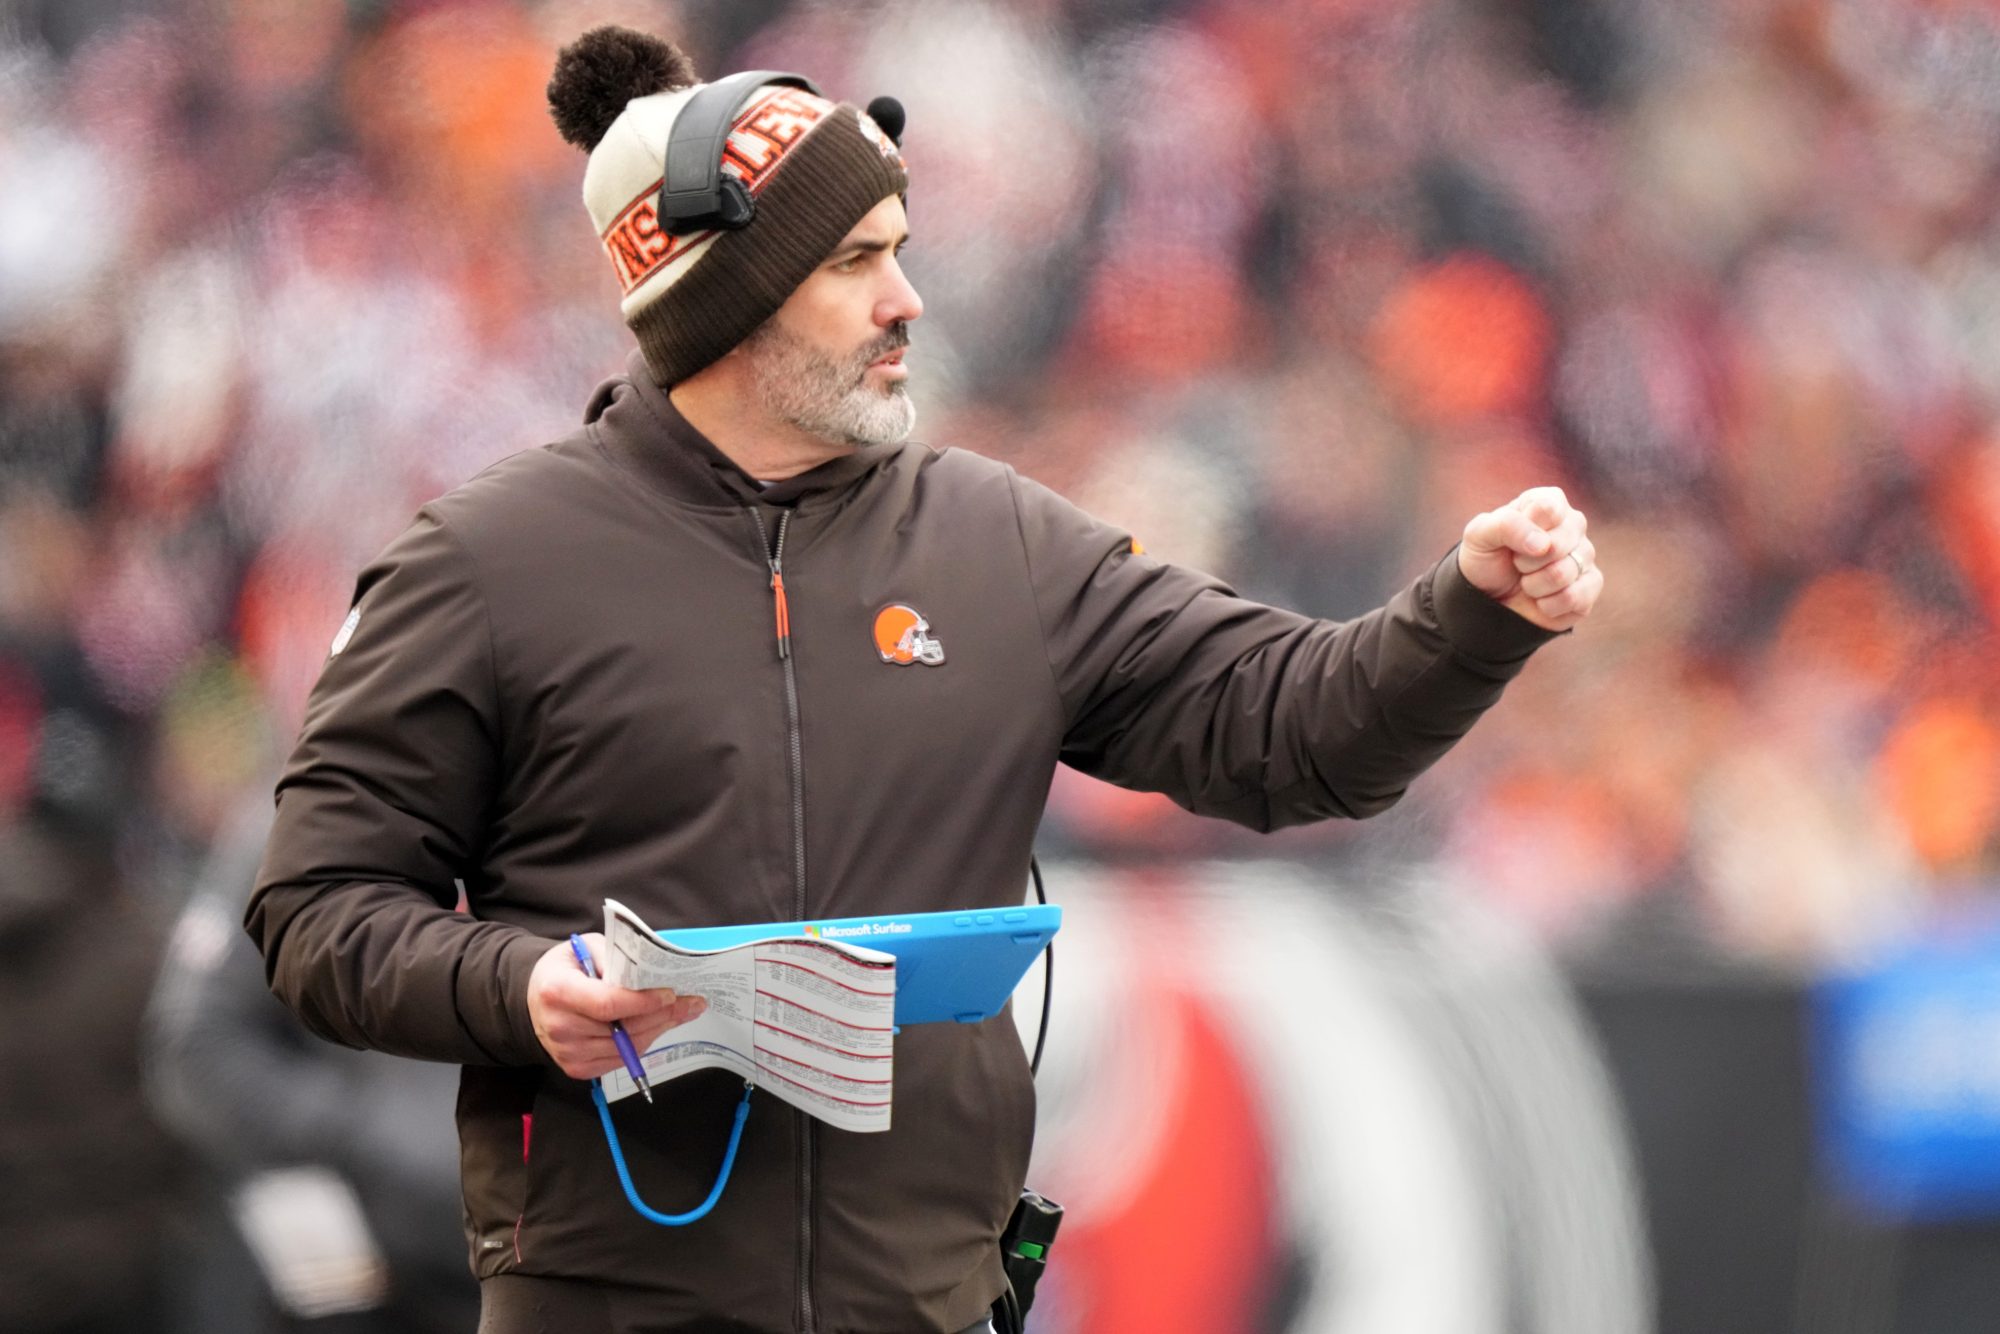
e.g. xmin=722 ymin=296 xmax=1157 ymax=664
xmin=456 ymin=1065 xmax=540 ymax=1278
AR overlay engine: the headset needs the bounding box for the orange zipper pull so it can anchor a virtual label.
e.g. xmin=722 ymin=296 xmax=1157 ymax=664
xmin=771 ymin=567 xmax=791 ymax=660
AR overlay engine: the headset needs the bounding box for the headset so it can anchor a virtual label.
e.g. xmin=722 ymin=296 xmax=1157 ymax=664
xmin=657 ymin=69 xmax=820 ymax=235
xmin=656 ymin=71 xmax=906 ymax=237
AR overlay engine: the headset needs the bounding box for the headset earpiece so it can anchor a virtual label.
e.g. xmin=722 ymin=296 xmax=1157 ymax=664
xmin=658 ymin=69 xmax=821 ymax=236
xmin=714 ymin=177 xmax=755 ymax=230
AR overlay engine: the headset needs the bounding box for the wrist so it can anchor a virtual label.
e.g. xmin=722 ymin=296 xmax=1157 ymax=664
xmin=496 ymin=932 xmax=564 ymax=1067
xmin=1432 ymin=545 xmax=1563 ymax=661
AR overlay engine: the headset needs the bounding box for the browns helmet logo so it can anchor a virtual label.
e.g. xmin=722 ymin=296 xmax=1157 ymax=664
xmin=872 ymin=604 xmax=945 ymax=666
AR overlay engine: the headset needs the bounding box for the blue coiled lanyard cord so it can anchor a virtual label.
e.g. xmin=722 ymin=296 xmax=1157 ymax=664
xmin=589 ymin=1078 xmax=755 ymax=1226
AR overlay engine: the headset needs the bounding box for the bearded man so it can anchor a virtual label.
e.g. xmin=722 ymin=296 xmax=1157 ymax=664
xmin=247 ymin=25 xmax=1603 ymax=1334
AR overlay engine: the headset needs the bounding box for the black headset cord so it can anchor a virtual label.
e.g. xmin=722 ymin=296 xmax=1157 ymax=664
xmin=1028 ymin=856 xmax=1052 ymax=1077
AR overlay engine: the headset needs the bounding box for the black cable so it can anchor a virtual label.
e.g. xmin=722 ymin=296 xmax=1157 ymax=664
xmin=994 ymin=1281 xmax=1024 ymax=1334
xmin=1028 ymin=856 xmax=1053 ymax=1079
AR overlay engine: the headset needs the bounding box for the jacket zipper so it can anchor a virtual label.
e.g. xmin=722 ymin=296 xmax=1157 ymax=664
xmin=750 ymin=506 xmax=816 ymax=1334
xmin=751 ymin=510 xmax=807 ymax=916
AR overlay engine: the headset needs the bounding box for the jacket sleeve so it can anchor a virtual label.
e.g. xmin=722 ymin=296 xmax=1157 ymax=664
xmin=1010 ymin=471 xmax=1560 ymax=831
xmin=245 ymin=509 xmax=550 ymax=1067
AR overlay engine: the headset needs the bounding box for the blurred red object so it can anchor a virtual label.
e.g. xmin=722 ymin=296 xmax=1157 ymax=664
xmin=1935 ymin=434 xmax=2000 ymax=626
xmin=0 ymin=662 xmax=43 ymax=816
xmin=235 ymin=544 xmax=356 ymax=735
xmin=1878 ymin=697 xmax=2000 ymax=875
xmin=1072 ymin=250 xmax=1254 ymax=383
xmin=1369 ymin=253 xmax=1552 ymax=426
xmin=1043 ymin=891 xmax=1278 ymax=1333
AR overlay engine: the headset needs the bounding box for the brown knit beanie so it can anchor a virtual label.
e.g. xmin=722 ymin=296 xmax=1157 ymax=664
xmin=547 ymin=27 xmax=908 ymax=386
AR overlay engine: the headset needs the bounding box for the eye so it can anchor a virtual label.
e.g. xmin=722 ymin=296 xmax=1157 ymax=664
xmin=831 ymin=253 xmax=864 ymax=273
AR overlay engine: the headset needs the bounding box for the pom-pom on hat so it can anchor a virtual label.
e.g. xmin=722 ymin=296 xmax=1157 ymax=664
xmin=548 ymin=26 xmax=908 ymax=386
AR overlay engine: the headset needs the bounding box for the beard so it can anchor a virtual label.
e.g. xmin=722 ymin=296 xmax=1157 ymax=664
xmin=742 ymin=320 xmax=917 ymax=448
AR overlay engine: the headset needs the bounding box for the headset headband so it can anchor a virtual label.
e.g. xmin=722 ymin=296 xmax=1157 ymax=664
xmin=658 ymin=69 xmax=822 ymax=236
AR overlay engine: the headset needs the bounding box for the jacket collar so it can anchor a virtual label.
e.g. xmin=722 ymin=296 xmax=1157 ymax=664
xmin=587 ymin=350 xmax=897 ymax=510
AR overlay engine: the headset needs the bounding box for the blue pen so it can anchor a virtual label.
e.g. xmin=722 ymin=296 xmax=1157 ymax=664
xmin=568 ymin=933 xmax=655 ymax=1104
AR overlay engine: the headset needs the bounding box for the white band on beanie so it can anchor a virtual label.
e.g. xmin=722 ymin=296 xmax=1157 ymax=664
xmin=586 ymin=85 xmax=847 ymax=320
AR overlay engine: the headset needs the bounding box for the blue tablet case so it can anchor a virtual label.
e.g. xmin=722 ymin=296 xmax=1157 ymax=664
xmin=656 ymin=904 xmax=1061 ymax=1026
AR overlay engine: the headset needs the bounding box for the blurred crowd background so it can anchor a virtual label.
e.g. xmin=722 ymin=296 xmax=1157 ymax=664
xmin=4 ymin=0 xmax=1999 ymax=1330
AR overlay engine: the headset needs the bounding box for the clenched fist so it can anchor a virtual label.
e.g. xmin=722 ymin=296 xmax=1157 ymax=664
xmin=1458 ymin=486 xmax=1602 ymax=632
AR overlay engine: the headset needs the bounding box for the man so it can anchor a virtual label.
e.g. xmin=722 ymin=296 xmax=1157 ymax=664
xmin=247 ymin=25 xmax=1603 ymax=1334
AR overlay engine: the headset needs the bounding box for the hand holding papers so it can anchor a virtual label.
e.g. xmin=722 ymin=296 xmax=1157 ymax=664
xmin=598 ymin=900 xmax=897 ymax=1132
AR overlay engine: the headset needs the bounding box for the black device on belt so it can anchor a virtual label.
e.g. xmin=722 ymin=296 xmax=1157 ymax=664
xmin=992 ymin=1190 xmax=1064 ymax=1334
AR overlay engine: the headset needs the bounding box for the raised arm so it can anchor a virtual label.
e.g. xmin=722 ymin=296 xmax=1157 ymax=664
xmin=1011 ymin=471 xmax=1575 ymax=832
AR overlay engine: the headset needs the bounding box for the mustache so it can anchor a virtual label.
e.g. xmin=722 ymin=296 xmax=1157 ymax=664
xmin=856 ymin=323 xmax=911 ymax=367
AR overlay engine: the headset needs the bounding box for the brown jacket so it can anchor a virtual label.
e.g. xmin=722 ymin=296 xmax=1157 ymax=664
xmin=247 ymin=354 xmax=1557 ymax=1333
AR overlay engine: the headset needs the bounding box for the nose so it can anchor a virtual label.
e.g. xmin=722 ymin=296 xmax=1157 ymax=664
xmin=876 ymin=255 xmax=923 ymax=327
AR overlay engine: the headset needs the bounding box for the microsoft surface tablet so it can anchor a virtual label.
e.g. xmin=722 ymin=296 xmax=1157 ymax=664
xmin=656 ymin=904 xmax=1061 ymax=1026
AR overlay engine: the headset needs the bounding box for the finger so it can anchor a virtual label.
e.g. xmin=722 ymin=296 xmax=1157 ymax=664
xmin=551 ymin=970 xmax=679 ymax=1025
xmin=552 ymin=1039 xmax=624 ymax=1082
xmin=537 ymin=1010 xmax=621 ymax=1049
xmin=1531 ymin=562 xmax=1603 ymax=625
xmin=601 ymin=985 xmax=682 ymax=1022
xmin=550 ymin=1004 xmax=675 ymax=1056
xmin=1516 ymin=534 xmax=1595 ymax=599
xmin=1511 ymin=510 xmax=1588 ymax=575
xmin=1508 ymin=486 xmax=1570 ymax=531
xmin=560 ymin=1035 xmax=619 ymax=1062
xmin=587 ymin=986 xmax=679 ymax=1025
xmin=1462 ymin=506 xmax=1553 ymax=559
xmin=560 ymin=1054 xmax=624 ymax=1082
xmin=625 ymin=996 xmax=707 ymax=1052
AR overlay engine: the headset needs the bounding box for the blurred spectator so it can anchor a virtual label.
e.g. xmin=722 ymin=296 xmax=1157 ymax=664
xmin=145 ymin=799 xmax=475 ymax=1333
xmin=0 ymin=664 xmax=185 ymax=1332
xmin=0 ymin=822 xmax=183 ymax=1330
